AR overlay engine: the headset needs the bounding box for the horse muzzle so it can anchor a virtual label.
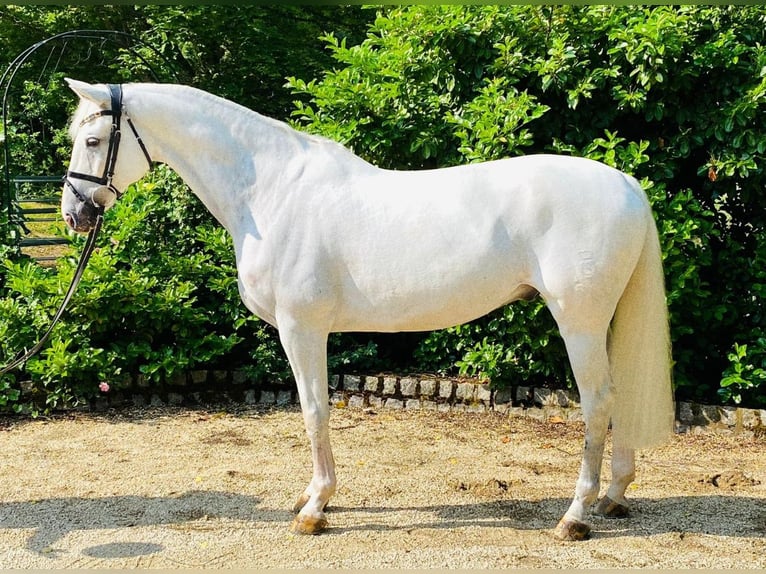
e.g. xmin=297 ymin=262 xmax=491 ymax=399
xmin=62 ymin=197 xmax=103 ymax=233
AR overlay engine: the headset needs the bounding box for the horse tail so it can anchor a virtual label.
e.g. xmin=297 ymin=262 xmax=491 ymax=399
xmin=609 ymin=177 xmax=675 ymax=449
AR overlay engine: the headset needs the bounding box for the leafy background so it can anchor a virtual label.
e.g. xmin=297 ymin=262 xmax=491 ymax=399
xmin=1 ymin=5 xmax=765 ymax=414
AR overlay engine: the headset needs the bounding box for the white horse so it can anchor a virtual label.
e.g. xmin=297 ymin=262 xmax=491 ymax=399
xmin=61 ymin=79 xmax=674 ymax=541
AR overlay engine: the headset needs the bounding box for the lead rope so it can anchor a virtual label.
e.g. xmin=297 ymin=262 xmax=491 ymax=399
xmin=0 ymin=208 xmax=104 ymax=375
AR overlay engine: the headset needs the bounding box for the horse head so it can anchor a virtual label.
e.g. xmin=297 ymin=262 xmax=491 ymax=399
xmin=62 ymin=79 xmax=152 ymax=232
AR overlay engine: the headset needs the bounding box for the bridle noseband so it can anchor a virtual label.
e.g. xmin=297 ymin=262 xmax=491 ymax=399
xmin=65 ymin=83 xmax=152 ymax=206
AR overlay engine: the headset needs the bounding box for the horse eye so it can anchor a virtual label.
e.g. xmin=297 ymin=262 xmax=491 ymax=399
xmin=85 ymin=137 xmax=100 ymax=147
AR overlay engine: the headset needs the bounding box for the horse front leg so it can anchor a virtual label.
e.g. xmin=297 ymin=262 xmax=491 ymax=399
xmin=277 ymin=322 xmax=336 ymax=534
xmin=553 ymin=329 xmax=613 ymax=541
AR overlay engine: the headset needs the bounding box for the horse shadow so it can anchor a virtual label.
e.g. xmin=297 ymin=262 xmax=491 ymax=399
xmin=0 ymin=490 xmax=273 ymax=558
xmin=327 ymin=494 xmax=766 ymax=539
xmin=1 ymin=491 xmax=762 ymax=558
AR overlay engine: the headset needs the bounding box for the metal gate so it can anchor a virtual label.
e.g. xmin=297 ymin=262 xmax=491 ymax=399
xmin=1 ymin=30 xmax=178 ymax=262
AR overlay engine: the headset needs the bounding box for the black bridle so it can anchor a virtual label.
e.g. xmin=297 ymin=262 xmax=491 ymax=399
xmin=1 ymin=84 xmax=152 ymax=375
xmin=65 ymin=83 xmax=152 ymax=205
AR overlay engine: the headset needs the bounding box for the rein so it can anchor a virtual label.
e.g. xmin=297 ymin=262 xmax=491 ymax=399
xmin=0 ymin=210 xmax=103 ymax=375
xmin=1 ymin=83 xmax=151 ymax=375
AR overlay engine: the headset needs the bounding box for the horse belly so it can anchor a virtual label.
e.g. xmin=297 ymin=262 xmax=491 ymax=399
xmin=331 ymin=233 xmax=532 ymax=333
xmin=340 ymin=283 xmax=534 ymax=333
xmin=323 ymin=169 xmax=543 ymax=332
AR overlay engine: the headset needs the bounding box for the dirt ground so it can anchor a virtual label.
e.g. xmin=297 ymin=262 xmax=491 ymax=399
xmin=0 ymin=404 xmax=763 ymax=569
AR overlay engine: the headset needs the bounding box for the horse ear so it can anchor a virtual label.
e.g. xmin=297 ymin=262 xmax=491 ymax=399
xmin=65 ymin=78 xmax=110 ymax=107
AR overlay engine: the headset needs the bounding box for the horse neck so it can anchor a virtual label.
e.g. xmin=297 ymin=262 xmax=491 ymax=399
xmin=126 ymin=84 xmax=339 ymax=233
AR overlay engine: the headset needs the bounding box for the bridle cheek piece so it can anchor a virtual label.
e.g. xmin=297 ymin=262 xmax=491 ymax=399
xmin=64 ymin=83 xmax=152 ymax=207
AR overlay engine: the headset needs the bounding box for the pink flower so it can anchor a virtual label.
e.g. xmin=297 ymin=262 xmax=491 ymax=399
xmin=98 ymin=382 xmax=110 ymax=393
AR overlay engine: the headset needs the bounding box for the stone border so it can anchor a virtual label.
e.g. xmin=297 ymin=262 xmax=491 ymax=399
xmin=328 ymin=374 xmax=766 ymax=437
xmin=80 ymin=371 xmax=766 ymax=438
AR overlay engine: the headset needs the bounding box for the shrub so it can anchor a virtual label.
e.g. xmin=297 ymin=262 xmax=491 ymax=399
xmin=3 ymin=6 xmax=766 ymax=410
xmin=289 ymin=5 xmax=766 ymax=407
xmin=0 ymin=168 xmax=289 ymax=414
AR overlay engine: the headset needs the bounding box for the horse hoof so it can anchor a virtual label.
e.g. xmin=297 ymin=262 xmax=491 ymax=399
xmin=290 ymin=513 xmax=328 ymax=535
xmin=292 ymin=493 xmax=310 ymax=513
xmin=594 ymin=496 xmax=630 ymax=518
xmin=553 ymin=518 xmax=591 ymax=541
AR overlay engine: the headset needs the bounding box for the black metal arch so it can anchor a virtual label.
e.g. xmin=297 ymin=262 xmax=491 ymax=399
xmin=1 ymin=29 xmax=179 ymax=260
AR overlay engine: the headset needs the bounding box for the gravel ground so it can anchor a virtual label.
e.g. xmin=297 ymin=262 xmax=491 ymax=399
xmin=0 ymin=404 xmax=764 ymax=569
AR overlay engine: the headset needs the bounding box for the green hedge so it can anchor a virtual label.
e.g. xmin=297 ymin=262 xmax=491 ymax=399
xmin=1 ymin=169 xmax=278 ymax=414
xmin=287 ymin=5 xmax=766 ymax=407
xmin=2 ymin=5 xmax=765 ymax=413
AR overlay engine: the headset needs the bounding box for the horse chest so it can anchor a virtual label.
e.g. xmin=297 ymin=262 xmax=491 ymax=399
xmin=236 ymin=275 xmax=277 ymax=326
xmin=234 ymin=235 xmax=333 ymax=328
xmin=233 ymin=243 xmax=280 ymax=326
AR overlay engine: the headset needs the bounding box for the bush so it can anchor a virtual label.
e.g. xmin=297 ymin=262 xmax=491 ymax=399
xmin=288 ymin=5 xmax=766 ymax=407
xmin=0 ymin=168 xmax=289 ymax=414
xmin=3 ymin=6 xmax=766 ymax=410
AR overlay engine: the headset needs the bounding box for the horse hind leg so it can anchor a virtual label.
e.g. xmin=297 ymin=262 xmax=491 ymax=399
xmin=594 ymin=445 xmax=635 ymax=518
xmin=552 ymin=328 xmax=613 ymax=541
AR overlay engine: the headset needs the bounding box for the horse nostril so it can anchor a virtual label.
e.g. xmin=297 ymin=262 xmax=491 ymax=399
xmin=63 ymin=213 xmax=76 ymax=229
